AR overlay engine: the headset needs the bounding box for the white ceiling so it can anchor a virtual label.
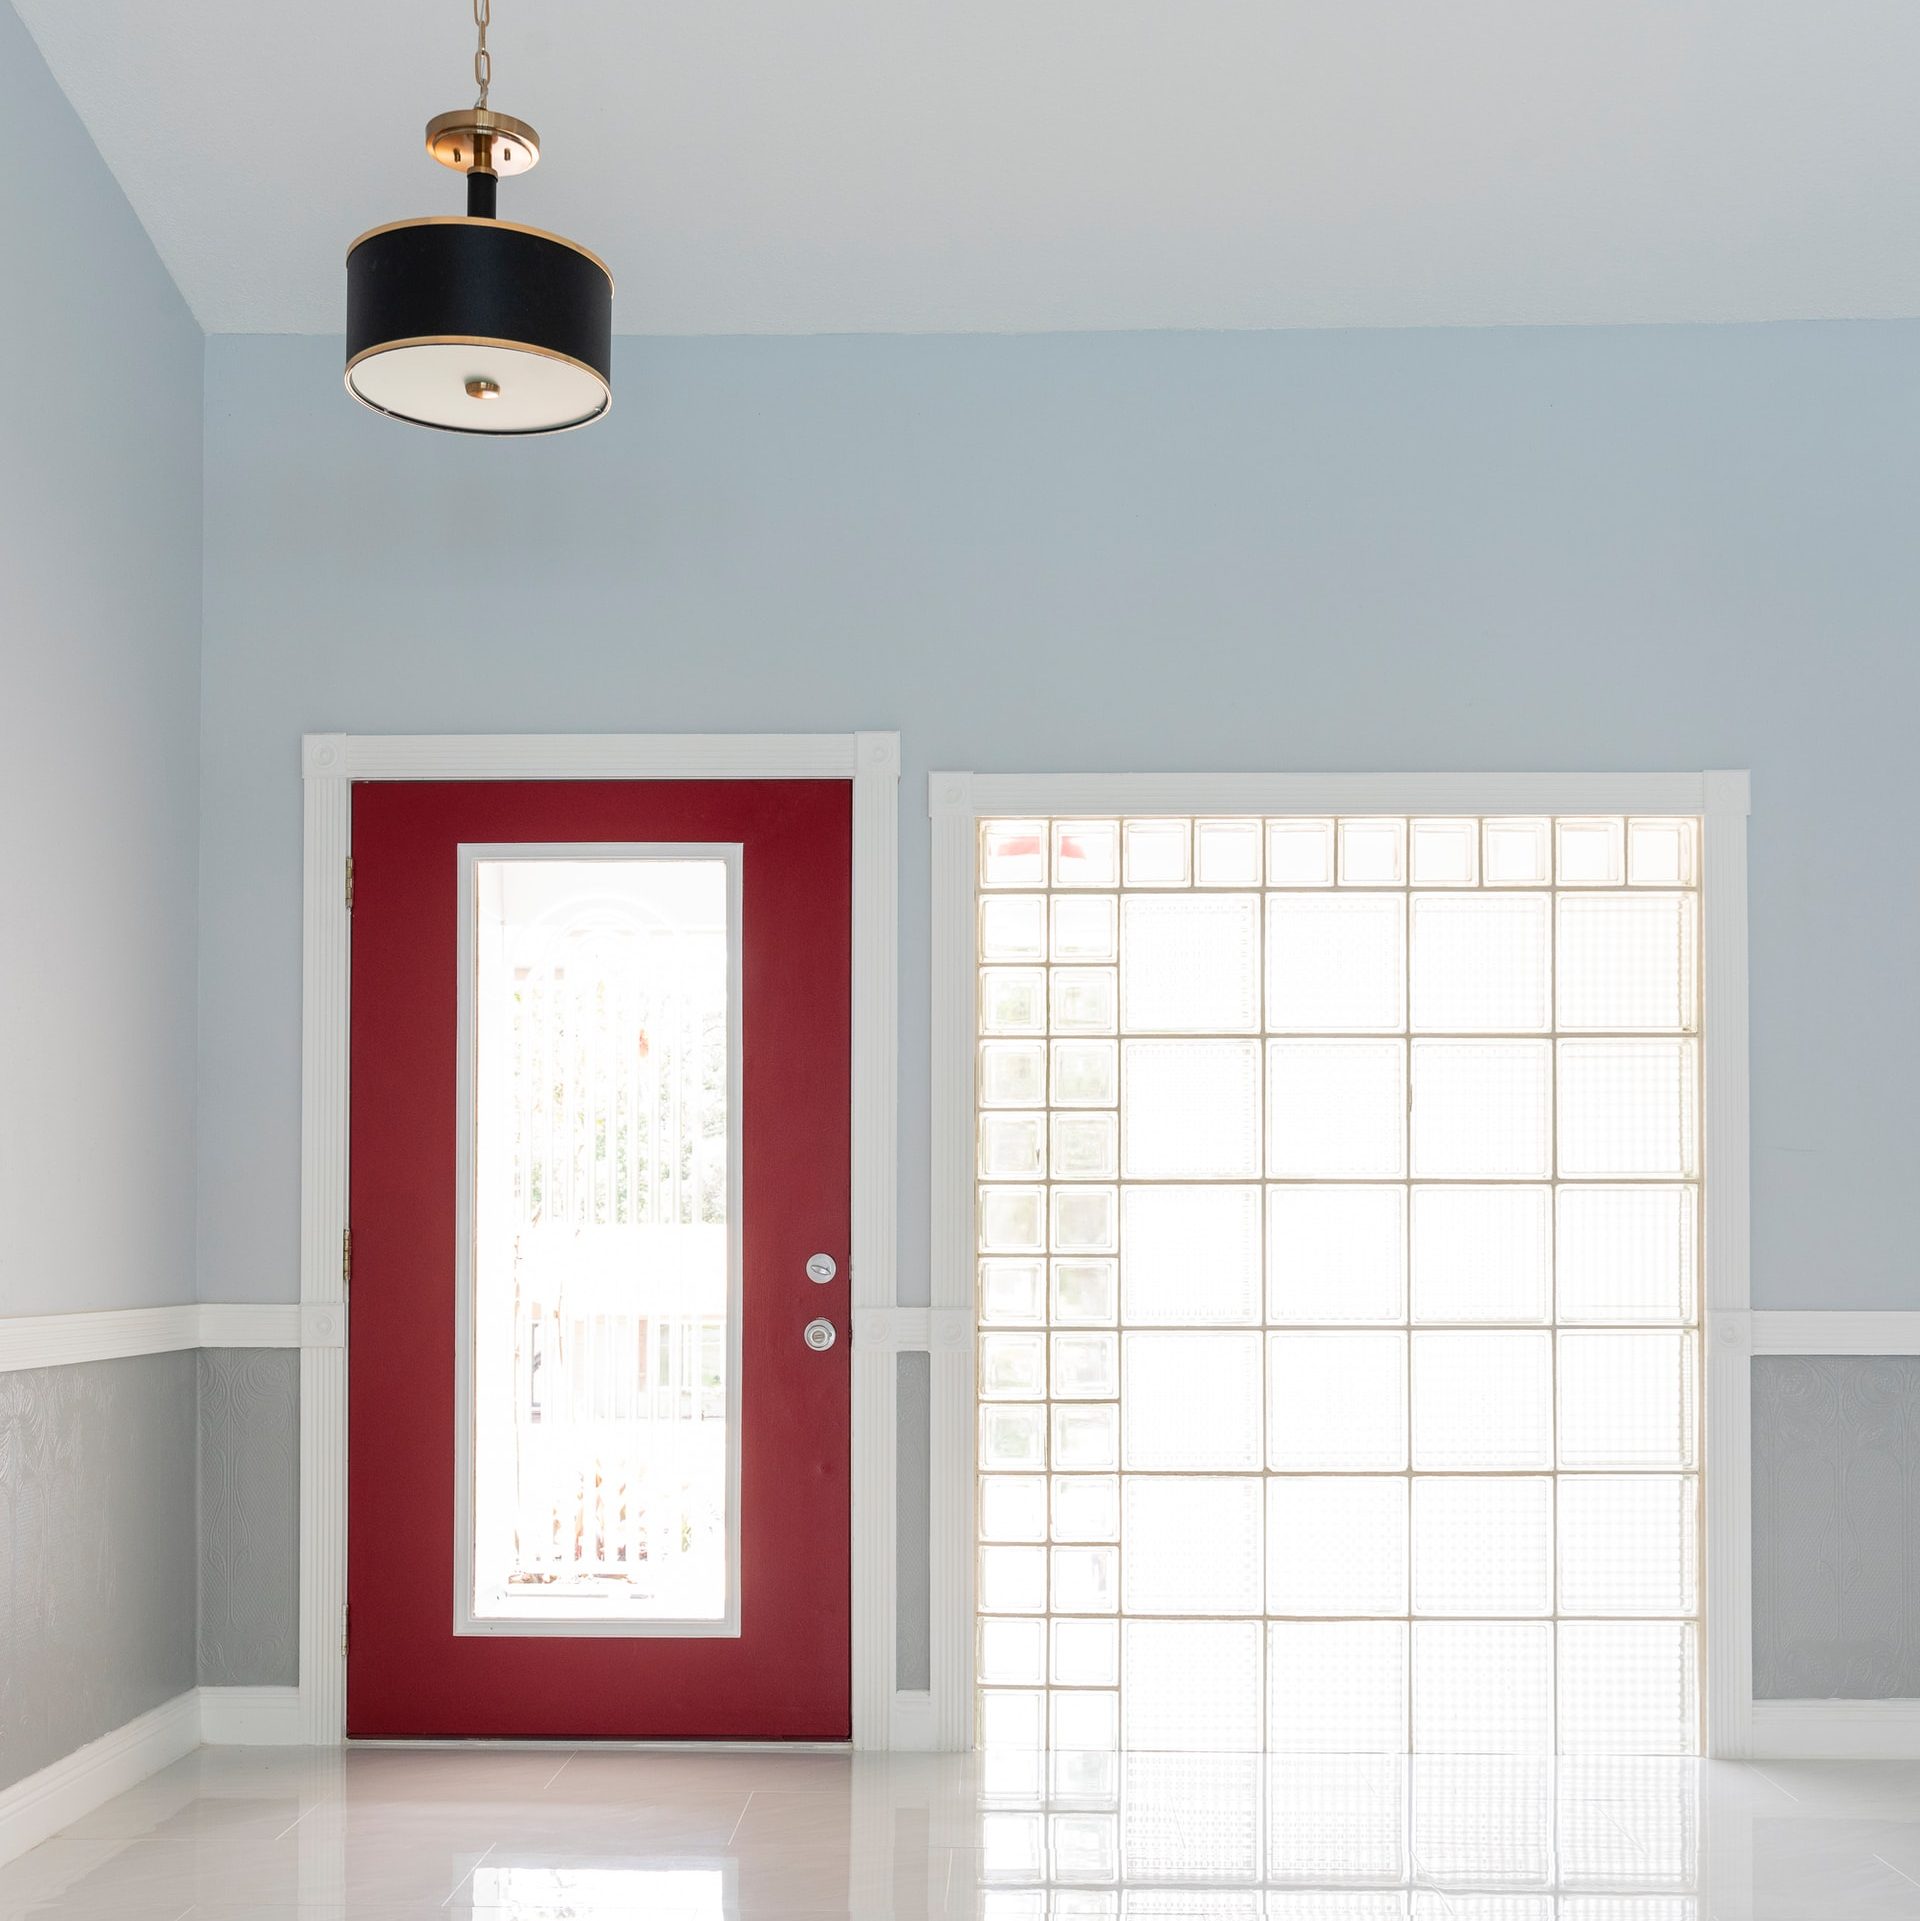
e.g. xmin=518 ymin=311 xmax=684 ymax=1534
xmin=18 ymin=0 xmax=1920 ymax=336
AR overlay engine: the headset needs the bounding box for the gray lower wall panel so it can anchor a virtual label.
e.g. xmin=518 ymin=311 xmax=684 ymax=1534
xmin=0 ymin=1355 xmax=198 ymax=1791
xmin=197 ymin=1348 xmax=299 ymax=1687
xmin=896 ymin=1352 xmax=931 ymax=1692
xmin=1753 ymin=1355 xmax=1920 ymax=1699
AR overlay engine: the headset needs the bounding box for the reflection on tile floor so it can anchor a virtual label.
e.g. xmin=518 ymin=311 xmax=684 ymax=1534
xmin=2 ymin=1744 xmax=1919 ymax=1918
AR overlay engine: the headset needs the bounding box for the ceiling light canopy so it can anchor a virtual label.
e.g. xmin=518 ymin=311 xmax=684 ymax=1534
xmin=344 ymin=0 xmax=612 ymax=435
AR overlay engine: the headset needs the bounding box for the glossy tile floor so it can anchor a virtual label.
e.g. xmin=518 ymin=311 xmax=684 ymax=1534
xmin=4 ymin=1744 xmax=1920 ymax=1919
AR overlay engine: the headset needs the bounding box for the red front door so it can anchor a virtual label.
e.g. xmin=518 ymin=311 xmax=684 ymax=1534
xmin=347 ymin=779 xmax=851 ymax=1739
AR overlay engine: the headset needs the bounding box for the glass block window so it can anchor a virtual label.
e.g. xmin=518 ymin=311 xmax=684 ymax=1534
xmin=975 ymin=815 xmax=1702 ymax=1755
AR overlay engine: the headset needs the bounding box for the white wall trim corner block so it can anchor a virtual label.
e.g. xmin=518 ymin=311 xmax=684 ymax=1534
xmin=0 ymin=1692 xmax=201 ymax=1866
xmin=198 ymin=1686 xmax=306 ymax=1746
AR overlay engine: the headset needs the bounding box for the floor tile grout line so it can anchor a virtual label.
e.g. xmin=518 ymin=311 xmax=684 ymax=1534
xmin=1876 ymin=1851 xmax=1920 ymax=1891
xmin=541 ymin=1747 xmax=580 ymax=1790
xmin=442 ymin=1838 xmax=496 ymax=1908
xmin=724 ymin=1789 xmax=756 ymax=1849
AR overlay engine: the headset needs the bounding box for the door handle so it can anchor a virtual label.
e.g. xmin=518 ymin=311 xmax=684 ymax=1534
xmin=802 ymin=1318 xmax=837 ymax=1352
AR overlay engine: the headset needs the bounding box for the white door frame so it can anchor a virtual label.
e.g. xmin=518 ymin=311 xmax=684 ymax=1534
xmin=298 ymin=731 xmax=900 ymax=1746
xmin=927 ymin=769 xmax=1757 ymax=1755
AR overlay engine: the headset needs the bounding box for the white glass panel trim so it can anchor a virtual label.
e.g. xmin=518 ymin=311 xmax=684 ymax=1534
xmin=973 ymin=815 xmax=1703 ymax=1752
xmin=456 ymin=844 xmax=744 ymax=1636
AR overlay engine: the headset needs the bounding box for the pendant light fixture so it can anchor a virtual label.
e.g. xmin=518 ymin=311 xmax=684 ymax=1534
xmin=345 ymin=0 xmax=612 ymax=434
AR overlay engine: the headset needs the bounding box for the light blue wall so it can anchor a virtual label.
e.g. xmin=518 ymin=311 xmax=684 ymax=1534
xmin=202 ymin=323 xmax=1920 ymax=1315
xmin=0 ymin=0 xmax=202 ymax=1318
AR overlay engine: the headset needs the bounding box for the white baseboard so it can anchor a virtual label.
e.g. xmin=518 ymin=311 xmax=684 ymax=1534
xmin=0 ymin=1692 xmax=200 ymax=1865
xmin=198 ymin=1685 xmax=303 ymax=1746
xmin=1751 ymin=1697 xmax=1920 ymax=1758
xmin=889 ymin=1690 xmax=938 ymax=1751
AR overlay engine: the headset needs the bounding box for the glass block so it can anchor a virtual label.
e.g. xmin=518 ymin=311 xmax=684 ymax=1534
xmin=1123 ymin=1331 xmax=1264 ymax=1470
xmin=1266 ymin=1754 xmax=1407 ymax=1885
xmin=980 ymin=1474 xmax=1049 ymax=1543
xmin=1052 ymin=1038 xmax=1118 ymax=1106
xmin=1409 ymin=1185 xmax=1552 ymax=1323
xmin=1556 ymin=1185 xmax=1697 ymax=1323
xmin=1267 ymin=818 xmax=1336 ymax=886
xmin=979 ymin=1615 xmax=1047 ymax=1684
xmin=1628 ymin=816 xmax=1700 ymax=887
xmin=1051 ymin=1185 xmax=1118 ymax=1253
xmin=1412 ymin=1330 xmax=1553 ymax=1470
xmin=980 ymin=1258 xmax=1046 ymax=1325
xmin=1408 ymin=893 xmax=1551 ymax=1033
xmin=1053 ymin=1616 xmax=1120 ymax=1686
xmin=981 ymin=893 xmax=1048 ymax=962
xmin=981 ymin=1402 xmax=1047 ymax=1470
xmin=1053 ymin=1258 xmax=1118 ymax=1325
xmin=1268 ymin=1331 xmax=1408 ymax=1471
xmin=1266 ymin=1476 xmax=1408 ymax=1615
xmin=1557 ymin=893 xmax=1697 ymax=1033
xmin=1122 ymin=1621 xmax=1263 ymax=1751
xmin=1118 ymin=1752 xmax=1261 ymax=1883
xmin=979 ymin=1750 xmax=1046 ymax=1805
xmin=981 ymin=1331 xmax=1047 ymax=1400
xmin=980 ymin=1039 xmax=1046 ymax=1107
xmin=1123 ymin=1477 xmax=1265 ymax=1614
xmin=1265 ymin=894 xmax=1406 ymax=1033
xmin=1267 ymin=1622 xmax=1409 ymax=1753
xmin=1053 ymin=1402 xmax=1119 ymax=1470
xmin=1052 ymin=967 xmax=1118 ymax=1034
xmin=979 ymin=1111 xmax=1046 ymax=1179
xmin=1412 ymin=1622 xmax=1553 ymax=1753
xmin=1409 ymin=817 xmax=1480 ymax=886
xmin=1558 ymin=1476 xmax=1699 ymax=1615
xmin=1051 ymin=1544 xmax=1118 ymax=1613
xmin=1267 ymin=1040 xmax=1407 ymax=1178
xmin=1122 ymin=894 xmax=1261 ymax=1033
xmin=1052 ymin=1692 xmax=1120 ymax=1754
xmin=1414 ymin=1900 xmax=1552 ymax=1921
xmin=1055 ymin=818 xmax=1119 ymax=889
xmin=1051 ymin=1111 xmax=1119 ymax=1180
xmin=1124 ymin=818 xmax=1192 ymax=887
xmin=1052 ymin=1474 xmax=1121 ymax=1542
xmin=1196 ymin=817 xmax=1263 ymax=886
xmin=1411 ymin=1477 xmax=1553 ymax=1616
xmin=979 ymin=1544 xmax=1048 ymax=1614
xmin=1482 ymin=817 xmax=1552 ymax=887
xmin=1410 ymin=1755 xmax=1553 ymax=1886
xmin=1046 ymin=1748 xmax=1117 ymax=1806
xmin=1267 ymin=1185 xmax=1406 ymax=1323
xmin=978 ymin=1695 xmax=1048 ymax=1760
xmin=981 ymin=819 xmax=1048 ymax=889
xmin=981 ymin=1185 xmax=1046 ymax=1252
xmin=1557 ymin=1041 xmax=1697 ymax=1178
xmin=1557 ymin=1623 xmax=1698 ymax=1755
xmin=1557 ymin=817 xmax=1627 ymax=886
xmin=1052 ymin=1331 xmax=1119 ymax=1399
xmin=1123 ymin=1040 xmax=1263 ymax=1178
xmin=1410 ymin=1040 xmax=1552 ymax=1179
xmin=1339 ymin=818 xmax=1407 ymax=886
xmin=1053 ymin=893 xmax=1119 ymax=962
xmin=1558 ymin=1330 xmax=1697 ymax=1469
xmin=982 ymin=966 xmax=1048 ymax=1035
xmin=1122 ymin=1185 xmax=1262 ymax=1326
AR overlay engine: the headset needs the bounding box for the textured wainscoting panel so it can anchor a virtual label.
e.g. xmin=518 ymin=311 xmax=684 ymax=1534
xmin=1754 ymin=1356 xmax=1920 ymax=1699
xmin=0 ymin=1356 xmax=197 ymax=1792
xmin=896 ymin=1351 xmax=931 ymax=1692
xmin=197 ymin=1349 xmax=299 ymax=1686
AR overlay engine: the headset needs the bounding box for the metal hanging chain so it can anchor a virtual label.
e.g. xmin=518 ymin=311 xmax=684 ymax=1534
xmin=473 ymin=0 xmax=492 ymax=108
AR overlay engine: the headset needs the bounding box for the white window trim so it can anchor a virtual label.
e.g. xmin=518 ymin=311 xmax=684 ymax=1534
xmin=451 ymin=840 xmax=747 ymax=1639
xmin=928 ymin=770 xmax=1756 ymax=1756
xmin=300 ymin=731 xmax=900 ymax=1746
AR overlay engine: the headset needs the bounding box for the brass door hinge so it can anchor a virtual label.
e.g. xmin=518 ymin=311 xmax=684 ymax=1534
xmin=344 ymin=856 xmax=354 ymax=911
xmin=342 ymin=1227 xmax=352 ymax=1292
